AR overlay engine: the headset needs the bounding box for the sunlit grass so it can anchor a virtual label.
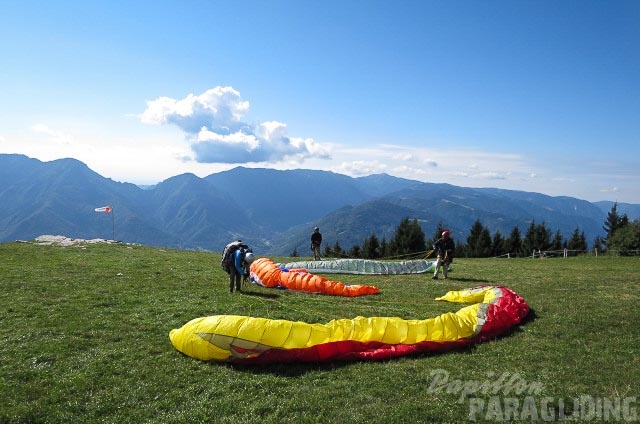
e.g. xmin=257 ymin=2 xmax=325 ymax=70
xmin=1 ymin=242 xmax=638 ymax=423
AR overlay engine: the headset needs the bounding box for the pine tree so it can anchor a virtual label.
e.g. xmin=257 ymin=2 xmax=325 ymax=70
xmin=466 ymin=220 xmax=483 ymax=258
xmin=332 ymin=240 xmax=343 ymax=256
xmin=551 ymin=230 xmax=564 ymax=251
xmin=478 ymin=227 xmax=492 ymax=257
xmin=389 ymin=217 xmax=426 ymax=257
xmin=603 ymin=202 xmax=629 ymax=247
xmin=521 ymin=221 xmax=552 ymax=256
xmin=466 ymin=220 xmax=491 ymax=257
xmin=379 ymin=237 xmax=389 ymax=258
xmin=348 ymin=244 xmax=362 ymax=258
xmin=567 ymin=227 xmax=587 ymax=252
xmin=362 ymin=233 xmax=381 ymax=259
xmin=491 ymin=230 xmax=505 ymax=257
xmin=504 ymin=226 xmax=522 ymax=257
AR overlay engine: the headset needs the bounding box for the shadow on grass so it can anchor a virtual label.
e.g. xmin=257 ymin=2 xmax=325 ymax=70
xmin=448 ymin=277 xmax=491 ymax=283
xmin=238 ymin=290 xmax=281 ymax=299
xmin=520 ymin=307 xmax=538 ymax=326
xmin=231 ymin=361 xmax=352 ymax=376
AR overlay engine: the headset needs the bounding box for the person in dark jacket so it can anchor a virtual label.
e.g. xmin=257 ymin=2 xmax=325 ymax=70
xmin=432 ymin=230 xmax=455 ymax=279
xmin=229 ymin=248 xmax=255 ymax=293
xmin=311 ymin=227 xmax=323 ymax=260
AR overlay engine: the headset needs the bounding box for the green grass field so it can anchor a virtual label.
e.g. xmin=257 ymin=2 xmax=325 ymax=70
xmin=1 ymin=241 xmax=638 ymax=423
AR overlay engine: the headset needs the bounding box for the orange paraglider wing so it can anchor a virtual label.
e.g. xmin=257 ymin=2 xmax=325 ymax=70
xmin=250 ymin=257 xmax=379 ymax=297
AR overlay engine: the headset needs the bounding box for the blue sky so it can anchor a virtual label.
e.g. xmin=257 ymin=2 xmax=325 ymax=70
xmin=1 ymin=1 xmax=639 ymax=203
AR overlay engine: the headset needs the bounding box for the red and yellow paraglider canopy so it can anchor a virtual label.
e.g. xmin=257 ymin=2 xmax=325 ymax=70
xmin=170 ymin=286 xmax=529 ymax=364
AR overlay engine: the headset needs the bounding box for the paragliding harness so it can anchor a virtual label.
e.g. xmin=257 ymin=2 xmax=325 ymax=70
xmin=221 ymin=240 xmax=252 ymax=275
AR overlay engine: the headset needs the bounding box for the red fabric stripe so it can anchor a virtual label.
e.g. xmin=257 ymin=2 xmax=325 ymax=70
xmin=232 ymin=339 xmax=475 ymax=365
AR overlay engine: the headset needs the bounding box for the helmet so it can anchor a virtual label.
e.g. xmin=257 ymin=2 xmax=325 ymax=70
xmin=314 ymin=227 xmax=319 ymax=231
xmin=244 ymin=252 xmax=255 ymax=263
xmin=442 ymin=230 xmax=450 ymax=238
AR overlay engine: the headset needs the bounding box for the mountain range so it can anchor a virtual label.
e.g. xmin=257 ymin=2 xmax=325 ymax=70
xmin=1 ymin=153 xmax=639 ymax=255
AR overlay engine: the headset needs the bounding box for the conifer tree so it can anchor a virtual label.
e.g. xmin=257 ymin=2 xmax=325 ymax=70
xmin=466 ymin=220 xmax=484 ymax=258
xmin=362 ymin=233 xmax=381 ymax=259
xmin=332 ymin=240 xmax=343 ymax=256
xmin=389 ymin=217 xmax=426 ymax=257
xmin=379 ymin=237 xmax=389 ymax=258
xmin=504 ymin=226 xmax=522 ymax=257
xmin=603 ymin=202 xmax=629 ymax=247
xmin=348 ymin=244 xmax=362 ymax=258
xmin=521 ymin=221 xmax=552 ymax=256
xmin=567 ymin=227 xmax=588 ymax=252
xmin=466 ymin=220 xmax=491 ymax=257
xmin=551 ymin=230 xmax=564 ymax=251
xmin=478 ymin=227 xmax=492 ymax=257
xmin=491 ymin=230 xmax=505 ymax=257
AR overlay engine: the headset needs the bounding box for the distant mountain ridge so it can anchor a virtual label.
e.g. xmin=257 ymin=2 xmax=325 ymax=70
xmin=1 ymin=154 xmax=637 ymax=255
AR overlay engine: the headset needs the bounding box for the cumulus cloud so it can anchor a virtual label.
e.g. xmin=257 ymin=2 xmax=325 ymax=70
xmin=139 ymin=86 xmax=331 ymax=164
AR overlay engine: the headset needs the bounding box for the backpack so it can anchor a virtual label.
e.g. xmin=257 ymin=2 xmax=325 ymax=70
xmin=221 ymin=240 xmax=251 ymax=274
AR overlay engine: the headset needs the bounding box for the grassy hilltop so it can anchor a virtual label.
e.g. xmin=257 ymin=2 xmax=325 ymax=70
xmin=1 ymin=241 xmax=638 ymax=423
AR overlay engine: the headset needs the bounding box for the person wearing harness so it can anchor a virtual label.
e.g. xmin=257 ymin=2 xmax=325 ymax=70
xmin=229 ymin=247 xmax=255 ymax=293
xmin=311 ymin=227 xmax=323 ymax=261
xmin=432 ymin=230 xmax=455 ymax=279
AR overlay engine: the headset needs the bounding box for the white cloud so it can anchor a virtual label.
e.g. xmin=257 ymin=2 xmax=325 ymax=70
xmin=338 ymin=160 xmax=388 ymax=176
xmin=473 ymin=172 xmax=507 ymax=180
xmin=139 ymin=86 xmax=331 ymax=164
xmin=392 ymin=165 xmax=432 ymax=176
xmin=552 ymin=176 xmax=576 ymax=183
xmin=599 ymin=186 xmax=619 ymax=194
xmin=391 ymin=152 xmax=414 ymax=161
xmin=31 ymin=124 xmax=74 ymax=144
xmin=300 ymin=144 xmax=535 ymax=188
xmin=139 ymin=86 xmax=250 ymax=134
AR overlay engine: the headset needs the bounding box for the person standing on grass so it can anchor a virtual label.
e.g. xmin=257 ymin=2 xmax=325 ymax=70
xmin=432 ymin=230 xmax=455 ymax=279
xmin=311 ymin=227 xmax=323 ymax=260
xmin=229 ymin=247 xmax=255 ymax=293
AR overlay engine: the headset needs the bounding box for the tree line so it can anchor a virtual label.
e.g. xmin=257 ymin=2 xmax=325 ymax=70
xmin=295 ymin=203 xmax=639 ymax=259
